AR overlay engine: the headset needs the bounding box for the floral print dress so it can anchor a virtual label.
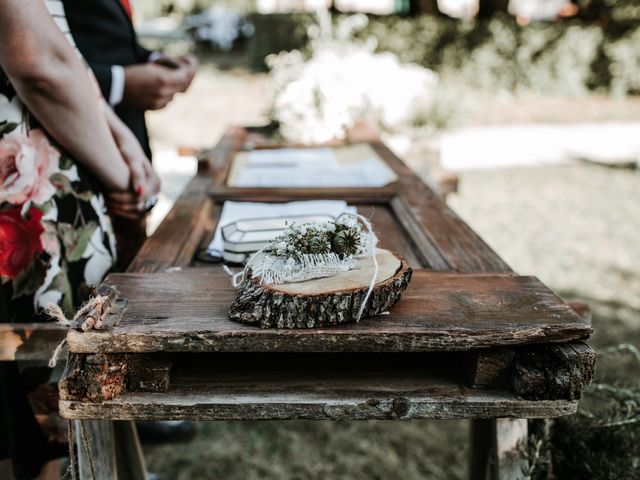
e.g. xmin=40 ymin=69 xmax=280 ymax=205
xmin=0 ymin=1 xmax=118 ymax=477
xmin=0 ymin=22 xmax=117 ymax=324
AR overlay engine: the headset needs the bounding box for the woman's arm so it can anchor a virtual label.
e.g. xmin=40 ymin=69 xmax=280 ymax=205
xmin=103 ymin=105 xmax=161 ymax=219
xmin=0 ymin=0 xmax=130 ymax=191
xmin=103 ymin=105 xmax=160 ymax=198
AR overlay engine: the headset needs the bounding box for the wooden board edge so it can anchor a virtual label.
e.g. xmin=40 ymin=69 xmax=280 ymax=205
xmin=59 ymin=396 xmax=578 ymax=421
xmin=0 ymin=322 xmax=67 ymax=361
xmin=66 ymin=328 xmax=592 ymax=354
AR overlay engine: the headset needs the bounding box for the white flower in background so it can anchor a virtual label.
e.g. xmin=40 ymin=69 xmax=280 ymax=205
xmin=267 ymin=10 xmax=438 ymax=144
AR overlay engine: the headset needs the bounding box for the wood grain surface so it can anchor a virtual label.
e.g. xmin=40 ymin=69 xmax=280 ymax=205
xmin=58 ymin=127 xmax=595 ymax=425
xmin=60 ymin=378 xmax=578 ymax=421
xmin=229 ymin=250 xmax=412 ymax=328
xmin=66 ymin=270 xmax=590 ymax=354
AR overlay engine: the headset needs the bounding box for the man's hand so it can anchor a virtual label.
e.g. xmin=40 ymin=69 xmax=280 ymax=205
xmin=153 ymin=54 xmax=198 ymax=93
xmin=123 ymin=55 xmax=197 ymax=110
xmin=122 ymin=62 xmax=184 ymax=110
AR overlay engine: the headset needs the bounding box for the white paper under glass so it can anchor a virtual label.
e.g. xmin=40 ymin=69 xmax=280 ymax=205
xmin=207 ymin=200 xmax=357 ymax=262
xmin=227 ymin=144 xmax=397 ymax=188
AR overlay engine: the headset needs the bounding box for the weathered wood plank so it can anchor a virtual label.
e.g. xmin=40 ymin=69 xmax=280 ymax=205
xmin=113 ymin=421 xmax=148 ymax=480
xmin=60 ymin=348 xmax=581 ymax=420
xmin=66 ymin=270 xmax=591 ymax=354
xmin=126 ymin=354 xmax=171 ymax=393
xmin=206 ymin=127 xmax=247 ymax=186
xmin=512 ymin=342 xmax=596 ymax=401
xmin=371 ymin=141 xmax=512 ymax=273
xmin=0 ymin=322 xmax=66 ymax=361
xmin=127 ymin=175 xmax=214 ymax=274
xmin=60 ymin=354 xmax=128 ymax=403
xmin=356 ymin=204 xmax=423 ymax=267
xmin=390 ymin=195 xmax=450 ymax=270
xmin=76 ymin=419 xmax=118 ymax=480
xmin=209 ymin=185 xmax=396 ymax=204
xmin=60 ymin=391 xmax=577 ymax=421
xmin=469 ymin=342 xmax=595 ymax=400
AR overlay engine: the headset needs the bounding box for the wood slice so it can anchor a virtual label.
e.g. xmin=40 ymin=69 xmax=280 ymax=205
xmin=229 ymin=249 xmax=412 ymax=328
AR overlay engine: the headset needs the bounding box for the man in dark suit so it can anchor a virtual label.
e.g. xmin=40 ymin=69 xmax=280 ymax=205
xmin=63 ymin=0 xmax=197 ymax=271
xmin=63 ymin=0 xmax=197 ymax=158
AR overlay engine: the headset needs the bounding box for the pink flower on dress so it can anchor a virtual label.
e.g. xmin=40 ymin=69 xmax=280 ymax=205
xmin=0 ymin=129 xmax=60 ymax=205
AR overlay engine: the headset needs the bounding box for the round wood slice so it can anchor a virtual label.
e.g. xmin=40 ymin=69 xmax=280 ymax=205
xmin=228 ymin=249 xmax=412 ymax=329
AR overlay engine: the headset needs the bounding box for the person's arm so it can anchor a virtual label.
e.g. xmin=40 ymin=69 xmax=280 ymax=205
xmin=104 ymin=105 xmax=159 ymax=197
xmin=86 ymin=62 xmax=112 ymax=100
xmin=0 ymin=0 xmax=130 ymax=192
xmin=135 ymin=43 xmax=153 ymax=63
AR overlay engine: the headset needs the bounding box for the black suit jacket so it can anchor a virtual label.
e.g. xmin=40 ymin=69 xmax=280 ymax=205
xmin=63 ymin=0 xmax=152 ymax=157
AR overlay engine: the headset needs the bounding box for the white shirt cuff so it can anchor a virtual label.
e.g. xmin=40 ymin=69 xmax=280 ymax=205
xmin=148 ymin=51 xmax=162 ymax=63
xmin=108 ymin=65 xmax=126 ymax=106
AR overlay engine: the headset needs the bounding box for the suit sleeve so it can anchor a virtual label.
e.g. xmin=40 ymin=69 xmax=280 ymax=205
xmin=87 ymin=62 xmax=126 ymax=106
xmin=87 ymin=62 xmax=112 ymax=100
xmin=135 ymin=43 xmax=153 ymax=63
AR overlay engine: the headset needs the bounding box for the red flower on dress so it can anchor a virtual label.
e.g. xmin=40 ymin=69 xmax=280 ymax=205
xmin=0 ymin=207 xmax=44 ymax=279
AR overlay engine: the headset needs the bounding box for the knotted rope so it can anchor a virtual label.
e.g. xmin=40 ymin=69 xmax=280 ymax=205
xmin=44 ymin=288 xmax=118 ymax=367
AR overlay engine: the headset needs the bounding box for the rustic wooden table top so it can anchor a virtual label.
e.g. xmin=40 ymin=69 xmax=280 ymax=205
xmin=58 ymin=126 xmax=595 ymax=422
xmin=67 ymin=271 xmax=589 ymax=354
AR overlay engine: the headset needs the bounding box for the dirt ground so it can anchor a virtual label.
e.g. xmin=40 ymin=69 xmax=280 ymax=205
xmin=143 ymin=64 xmax=640 ymax=479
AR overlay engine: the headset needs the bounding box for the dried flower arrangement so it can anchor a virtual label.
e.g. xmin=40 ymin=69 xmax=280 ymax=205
xmin=228 ymin=213 xmax=412 ymax=328
xmin=265 ymin=219 xmax=363 ymax=258
xmin=243 ymin=215 xmax=372 ymax=285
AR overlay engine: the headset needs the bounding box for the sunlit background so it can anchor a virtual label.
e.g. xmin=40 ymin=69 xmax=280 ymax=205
xmin=133 ymin=1 xmax=640 ymax=478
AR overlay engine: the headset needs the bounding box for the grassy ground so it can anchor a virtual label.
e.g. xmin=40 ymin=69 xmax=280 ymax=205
xmin=143 ymin=163 xmax=640 ymax=480
xmin=143 ymin=62 xmax=640 ymax=479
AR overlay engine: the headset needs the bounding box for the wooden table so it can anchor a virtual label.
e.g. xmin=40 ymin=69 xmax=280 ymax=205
xmin=57 ymin=127 xmax=595 ymax=480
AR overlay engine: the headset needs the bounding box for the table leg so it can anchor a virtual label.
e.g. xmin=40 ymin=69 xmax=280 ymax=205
xmin=114 ymin=421 xmax=148 ymax=480
xmin=74 ymin=420 xmax=148 ymax=480
xmin=75 ymin=420 xmax=117 ymax=480
xmin=469 ymin=418 xmax=529 ymax=480
xmin=469 ymin=419 xmax=494 ymax=480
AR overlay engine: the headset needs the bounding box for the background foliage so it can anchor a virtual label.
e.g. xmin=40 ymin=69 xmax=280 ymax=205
xmin=246 ymin=12 xmax=640 ymax=96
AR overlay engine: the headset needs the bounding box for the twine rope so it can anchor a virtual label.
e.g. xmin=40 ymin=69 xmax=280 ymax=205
xmin=66 ymin=419 xmax=78 ymax=480
xmin=44 ymin=293 xmax=114 ymax=367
